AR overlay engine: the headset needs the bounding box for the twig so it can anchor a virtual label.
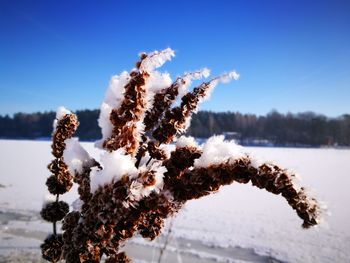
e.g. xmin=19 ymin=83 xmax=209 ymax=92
xmin=146 ymin=157 xmax=153 ymax=166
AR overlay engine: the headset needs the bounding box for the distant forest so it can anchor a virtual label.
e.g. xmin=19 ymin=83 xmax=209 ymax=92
xmin=1 ymin=109 xmax=350 ymax=147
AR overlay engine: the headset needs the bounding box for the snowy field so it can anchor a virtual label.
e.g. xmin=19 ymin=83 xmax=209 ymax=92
xmin=0 ymin=139 xmax=349 ymax=262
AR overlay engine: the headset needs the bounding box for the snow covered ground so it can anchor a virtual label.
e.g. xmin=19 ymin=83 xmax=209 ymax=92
xmin=0 ymin=140 xmax=349 ymax=262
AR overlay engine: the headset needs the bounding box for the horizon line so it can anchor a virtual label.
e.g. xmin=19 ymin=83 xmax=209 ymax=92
xmin=1 ymin=108 xmax=349 ymax=119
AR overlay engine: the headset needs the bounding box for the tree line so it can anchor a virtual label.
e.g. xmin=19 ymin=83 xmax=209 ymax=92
xmin=0 ymin=109 xmax=349 ymax=147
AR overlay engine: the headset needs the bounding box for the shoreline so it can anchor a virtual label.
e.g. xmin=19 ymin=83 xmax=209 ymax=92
xmin=1 ymin=138 xmax=349 ymax=150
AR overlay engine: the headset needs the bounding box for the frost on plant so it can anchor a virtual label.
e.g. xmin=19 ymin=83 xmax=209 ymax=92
xmin=40 ymin=48 xmax=322 ymax=263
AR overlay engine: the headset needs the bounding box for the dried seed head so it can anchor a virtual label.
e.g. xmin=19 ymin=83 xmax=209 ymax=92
xmin=41 ymin=201 xmax=70 ymax=222
xmin=169 ymin=156 xmax=321 ymax=228
xmin=104 ymin=72 xmax=149 ymax=154
xmin=147 ymin=141 xmax=167 ymax=160
xmin=153 ymin=73 xmax=238 ymax=144
xmin=143 ymin=69 xmax=209 ymax=132
xmin=42 ymin=49 xmax=322 ymax=263
xmin=41 ymin=234 xmax=63 ymax=262
xmin=51 ymin=113 xmax=79 ymax=158
xmin=46 ymin=172 xmax=73 ymax=195
xmin=105 ymin=252 xmax=131 ymax=263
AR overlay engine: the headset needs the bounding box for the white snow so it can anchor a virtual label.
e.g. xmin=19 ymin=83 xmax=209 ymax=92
xmin=159 ymin=144 xmax=176 ymax=159
xmin=131 ymin=164 xmax=165 ymax=198
xmin=248 ymin=155 xmax=263 ymax=169
xmin=97 ymin=71 xmax=131 ymax=144
xmin=147 ymin=71 xmax=172 ymax=94
xmin=96 ymin=56 xmax=173 ymax=150
xmin=0 ymin=140 xmax=349 ymax=262
xmin=125 ymin=162 xmax=166 ymax=207
xmin=63 ymin=138 xmax=91 ymax=175
xmin=176 ymin=136 xmax=199 ymax=149
xmin=139 ymin=48 xmax=175 ymax=72
xmin=194 ymin=135 xmax=244 ymax=168
xmin=104 ymin=71 xmax=131 ymax=108
xmin=53 ymin=106 xmax=72 ymax=130
xmin=55 ymin=106 xmax=71 ymax=121
xmin=173 ymin=146 xmax=350 ymax=262
xmin=90 ymin=149 xmax=138 ymax=192
xmin=177 ymin=68 xmax=210 ymax=97
xmin=215 ymin=71 xmax=240 ymax=84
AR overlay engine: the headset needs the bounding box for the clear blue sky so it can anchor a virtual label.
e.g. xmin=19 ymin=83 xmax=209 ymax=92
xmin=1 ymin=0 xmax=349 ymax=117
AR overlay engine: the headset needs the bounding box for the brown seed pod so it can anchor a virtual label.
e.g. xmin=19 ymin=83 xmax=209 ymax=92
xmin=41 ymin=201 xmax=70 ymax=222
xmin=105 ymin=252 xmax=131 ymax=263
xmin=41 ymin=234 xmax=64 ymax=262
xmin=46 ymin=172 xmax=73 ymax=195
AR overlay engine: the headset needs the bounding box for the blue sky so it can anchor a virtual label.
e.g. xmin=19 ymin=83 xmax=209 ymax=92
xmin=1 ymin=0 xmax=349 ymax=117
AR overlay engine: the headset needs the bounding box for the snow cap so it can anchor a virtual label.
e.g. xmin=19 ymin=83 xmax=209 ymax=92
xmin=56 ymin=106 xmax=71 ymax=120
xmin=194 ymin=135 xmax=244 ymax=168
xmin=139 ymin=48 xmax=175 ymax=72
xmin=90 ymin=149 xmax=138 ymax=192
xmin=63 ymin=138 xmax=91 ymax=175
xmin=176 ymin=136 xmax=199 ymax=148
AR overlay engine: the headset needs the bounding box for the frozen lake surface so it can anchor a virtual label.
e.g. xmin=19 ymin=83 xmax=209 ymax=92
xmin=0 ymin=140 xmax=349 ymax=262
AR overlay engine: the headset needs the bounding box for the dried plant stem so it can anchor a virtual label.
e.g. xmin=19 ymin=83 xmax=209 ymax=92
xmin=152 ymin=80 xmax=216 ymax=144
xmin=52 ymin=194 xmax=59 ymax=235
xmin=146 ymin=157 xmax=153 ymax=166
xmin=40 ymin=112 xmax=78 ymax=262
xmin=53 ymin=222 xmax=57 ymax=236
xmin=168 ymin=156 xmax=320 ymax=228
xmin=40 ymin=49 xmax=321 ymax=263
xmin=103 ymin=54 xmax=151 ymax=154
xmin=157 ymin=217 xmax=174 ymax=263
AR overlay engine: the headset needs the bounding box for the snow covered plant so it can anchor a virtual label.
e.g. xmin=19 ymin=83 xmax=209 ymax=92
xmin=40 ymin=48 xmax=321 ymax=263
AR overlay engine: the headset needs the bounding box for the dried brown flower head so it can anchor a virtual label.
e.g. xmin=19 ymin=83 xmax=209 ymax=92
xmin=41 ymin=48 xmax=322 ymax=262
xmin=41 ymin=234 xmax=64 ymax=262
